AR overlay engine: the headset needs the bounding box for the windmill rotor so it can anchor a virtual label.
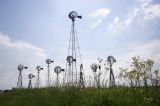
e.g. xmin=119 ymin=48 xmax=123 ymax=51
xmin=67 ymin=56 xmax=76 ymax=63
xmin=54 ymin=66 xmax=62 ymax=74
xmin=46 ymin=59 xmax=54 ymax=64
xmin=107 ymin=56 xmax=116 ymax=64
xmin=36 ymin=66 xmax=43 ymax=71
xmin=68 ymin=11 xmax=82 ymax=20
xmin=28 ymin=74 xmax=35 ymax=79
xmin=18 ymin=64 xmax=24 ymax=70
xmin=91 ymin=63 xmax=98 ymax=72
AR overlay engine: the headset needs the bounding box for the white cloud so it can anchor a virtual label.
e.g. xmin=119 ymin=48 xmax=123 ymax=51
xmin=89 ymin=8 xmax=111 ymax=18
xmin=124 ymin=8 xmax=139 ymax=26
xmin=0 ymin=33 xmax=48 ymax=90
xmin=89 ymin=8 xmax=111 ymax=28
xmin=108 ymin=0 xmax=160 ymax=32
xmin=137 ymin=0 xmax=160 ymax=21
xmin=0 ymin=33 xmax=46 ymax=58
xmin=143 ymin=4 xmax=160 ymax=21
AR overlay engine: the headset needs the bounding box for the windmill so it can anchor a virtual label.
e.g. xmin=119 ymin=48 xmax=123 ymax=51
xmin=17 ymin=64 xmax=27 ymax=88
xmin=54 ymin=66 xmax=64 ymax=87
xmin=64 ymin=11 xmax=85 ymax=87
xmin=46 ymin=59 xmax=54 ymax=87
xmin=35 ymin=66 xmax=43 ymax=88
xmin=28 ymin=74 xmax=35 ymax=89
xmin=90 ymin=63 xmax=98 ymax=88
xmin=97 ymin=58 xmax=103 ymax=88
xmin=107 ymin=56 xmax=116 ymax=87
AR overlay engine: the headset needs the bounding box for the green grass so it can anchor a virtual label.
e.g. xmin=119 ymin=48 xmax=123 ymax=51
xmin=0 ymin=87 xmax=160 ymax=106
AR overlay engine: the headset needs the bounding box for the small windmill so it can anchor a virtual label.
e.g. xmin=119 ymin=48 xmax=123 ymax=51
xmin=90 ymin=63 xmax=98 ymax=88
xmin=97 ymin=58 xmax=103 ymax=88
xmin=28 ymin=74 xmax=35 ymax=89
xmin=17 ymin=64 xmax=27 ymax=88
xmin=46 ymin=59 xmax=54 ymax=87
xmin=107 ymin=56 xmax=116 ymax=87
xmin=35 ymin=66 xmax=43 ymax=88
xmin=54 ymin=66 xmax=64 ymax=87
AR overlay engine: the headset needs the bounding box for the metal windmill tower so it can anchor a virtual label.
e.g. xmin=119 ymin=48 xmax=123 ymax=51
xmin=46 ymin=59 xmax=54 ymax=87
xmin=64 ymin=11 xmax=85 ymax=87
xmin=107 ymin=56 xmax=116 ymax=87
xmin=28 ymin=74 xmax=35 ymax=89
xmin=35 ymin=66 xmax=43 ymax=88
xmin=17 ymin=64 xmax=27 ymax=88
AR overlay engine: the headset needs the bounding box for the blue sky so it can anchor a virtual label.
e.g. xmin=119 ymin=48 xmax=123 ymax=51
xmin=0 ymin=0 xmax=160 ymax=90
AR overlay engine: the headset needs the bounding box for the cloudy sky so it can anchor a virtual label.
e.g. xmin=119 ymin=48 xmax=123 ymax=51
xmin=0 ymin=0 xmax=160 ymax=90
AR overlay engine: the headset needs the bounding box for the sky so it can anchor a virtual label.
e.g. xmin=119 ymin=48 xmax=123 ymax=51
xmin=0 ymin=0 xmax=160 ymax=90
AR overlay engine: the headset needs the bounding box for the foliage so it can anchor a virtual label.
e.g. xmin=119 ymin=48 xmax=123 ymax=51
xmin=119 ymin=56 xmax=160 ymax=87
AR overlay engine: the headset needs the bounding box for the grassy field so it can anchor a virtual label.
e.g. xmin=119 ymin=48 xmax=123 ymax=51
xmin=0 ymin=87 xmax=160 ymax=106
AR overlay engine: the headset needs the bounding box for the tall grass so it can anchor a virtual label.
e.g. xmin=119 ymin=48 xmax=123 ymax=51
xmin=0 ymin=87 xmax=160 ymax=106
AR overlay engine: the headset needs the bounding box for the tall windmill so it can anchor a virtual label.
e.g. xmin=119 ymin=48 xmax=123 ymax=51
xmin=64 ymin=11 xmax=85 ymax=87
